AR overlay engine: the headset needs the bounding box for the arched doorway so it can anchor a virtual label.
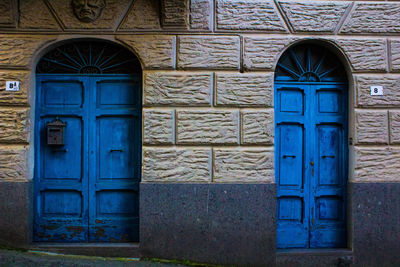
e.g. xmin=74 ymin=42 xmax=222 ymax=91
xmin=34 ymin=40 xmax=142 ymax=242
xmin=275 ymin=43 xmax=348 ymax=248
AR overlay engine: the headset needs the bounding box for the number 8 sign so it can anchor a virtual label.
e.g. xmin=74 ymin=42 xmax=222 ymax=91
xmin=370 ymin=85 xmax=383 ymax=96
xmin=6 ymin=81 xmax=20 ymax=91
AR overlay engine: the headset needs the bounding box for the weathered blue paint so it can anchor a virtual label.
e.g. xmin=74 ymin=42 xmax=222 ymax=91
xmin=275 ymin=82 xmax=348 ymax=248
xmin=34 ymin=74 xmax=141 ymax=242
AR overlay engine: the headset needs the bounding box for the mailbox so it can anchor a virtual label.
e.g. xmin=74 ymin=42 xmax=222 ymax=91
xmin=46 ymin=118 xmax=66 ymax=145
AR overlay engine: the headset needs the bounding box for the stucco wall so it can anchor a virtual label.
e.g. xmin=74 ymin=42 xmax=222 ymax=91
xmin=0 ymin=0 xmax=400 ymax=185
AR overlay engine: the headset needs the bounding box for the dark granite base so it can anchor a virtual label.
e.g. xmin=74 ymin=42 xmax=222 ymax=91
xmin=350 ymin=182 xmax=400 ymax=267
xmin=0 ymin=181 xmax=32 ymax=249
xmin=140 ymin=183 xmax=276 ymax=267
xmin=276 ymin=249 xmax=353 ymax=267
xmin=2 ymin=180 xmax=400 ymax=267
xmin=30 ymin=243 xmax=141 ymax=257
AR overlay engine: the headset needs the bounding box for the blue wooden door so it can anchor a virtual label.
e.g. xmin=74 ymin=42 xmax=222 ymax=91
xmin=34 ymin=74 xmax=141 ymax=242
xmin=275 ymin=82 xmax=347 ymax=248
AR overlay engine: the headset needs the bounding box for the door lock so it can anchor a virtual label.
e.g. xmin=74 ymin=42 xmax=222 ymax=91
xmin=310 ymin=161 xmax=314 ymax=166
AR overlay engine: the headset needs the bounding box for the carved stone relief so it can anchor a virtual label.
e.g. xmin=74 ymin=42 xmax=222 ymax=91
xmin=71 ymin=0 xmax=106 ymax=23
xmin=48 ymin=0 xmax=130 ymax=30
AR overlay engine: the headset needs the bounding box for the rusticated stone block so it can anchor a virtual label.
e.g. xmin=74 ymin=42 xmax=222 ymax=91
xmin=214 ymin=148 xmax=274 ymax=182
xmin=243 ymin=37 xmax=295 ymax=71
xmin=241 ymin=110 xmax=274 ymax=145
xmin=48 ymin=0 xmax=131 ymax=30
xmin=190 ymin=0 xmax=211 ymax=30
xmin=390 ymin=40 xmax=400 ymax=72
xmin=0 ymin=146 xmax=27 ymax=181
xmin=116 ymin=35 xmax=175 ymax=69
xmin=143 ymin=109 xmax=174 ymax=145
xmin=0 ymin=108 xmax=29 ymax=143
xmin=341 ymin=3 xmax=400 ymax=34
xmin=161 ymin=0 xmax=189 ymax=29
xmin=389 ymin=111 xmax=400 ymax=144
xmin=354 ymin=147 xmax=400 ymax=182
xmin=355 ymin=110 xmax=388 ymax=145
xmin=20 ymin=0 xmax=59 ymax=30
xmin=216 ymin=73 xmax=273 ymax=107
xmin=278 ymin=1 xmax=350 ymax=33
xmin=144 ymin=72 xmax=211 ymax=106
xmin=178 ymin=36 xmax=240 ymax=69
xmin=0 ymin=35 xmax=56 ymax=67
xmin=216 ymin=0 xmax=286 ymax=32
xmin=356 ymin=75 xmax=400 ymax=107
xmin=0 ymin=71 xmax=29 ymax=106
xmin=0 ymin=0 xmax=16 ymax=27
xmin=336 ymin=38 xmax=387 ymax=72
xmin=119 ymin=0 xmax=161 ymax=30
xmin=176 ymin=110 xmax=238 ymax=144
xmin=142 ymin=147 xmax=210 ymax=182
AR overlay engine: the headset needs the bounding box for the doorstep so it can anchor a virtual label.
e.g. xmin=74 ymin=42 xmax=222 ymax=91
xmin=276 ymin=248 xmax=353 ymax=267
xmin=29 ymin=243 xmax=141 ymax=258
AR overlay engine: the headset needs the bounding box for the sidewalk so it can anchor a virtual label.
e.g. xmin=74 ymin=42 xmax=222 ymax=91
xmin=0 ymin=248 xmax=187 ymax=267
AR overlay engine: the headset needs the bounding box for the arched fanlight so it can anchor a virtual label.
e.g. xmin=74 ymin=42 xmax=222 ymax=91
xmin=36 ymin=41 xmax=141 ymax=74
xmin=275 ymin=43 xmax=347 ymax=83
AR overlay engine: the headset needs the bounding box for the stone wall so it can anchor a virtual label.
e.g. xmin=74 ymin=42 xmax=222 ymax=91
xmin=0 ymin=1 xmax=399 ymax=181
xmin=0 ymin=0 xmax=400 ymax=265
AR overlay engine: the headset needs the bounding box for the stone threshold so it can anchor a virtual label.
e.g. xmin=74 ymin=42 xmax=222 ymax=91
xmin=276 ymin=249 xmax=353 ymax=267
xmin=29 ymin=243 xmax=141 ymax=258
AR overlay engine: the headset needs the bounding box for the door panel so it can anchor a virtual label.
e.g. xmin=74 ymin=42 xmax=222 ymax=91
xmin=97 ymin=117 xmax=135 ymax=180
xmin=34 ymin=77 xmax=89 ymax=242
xmin=316 ymin=196 xmax=342 ymax=221
xmin=41 ymin=190 xmax=83 ymax=217
xmin=278 ymin=197 xmax=303 ymax=221
xmin=279 ymin=89 xmax=304 ymax=114
xmin=43 ymin=80 xmax=83 ymax=108
xmin=34 ymin=75 xmax=141 ymax=243
xmin=310 ymin=84 xmax=347 ymax=248
xmin=317 ymin=125 xmax=340 ymax=186
xmin=89 ymin=76 xmax=140 ymax=242
xmin=276 ymin=84 xmax=309 ymax=248
xmin=317 ymin=90 xmax=342 ymax=114
xmin=89 ymin=189 xmax=139 ymax=242
xmin=96 ymin=190 xmax=138 ymax=216
xmin=276 ymin=82 xmax=347 ymax=249
xmin=97 ymin=80 xmax=138 ymax=107
xmin=278 ymin=124 xmax=304 ymax=187
xmin=42 ymin=117 xmax=83 ymax=180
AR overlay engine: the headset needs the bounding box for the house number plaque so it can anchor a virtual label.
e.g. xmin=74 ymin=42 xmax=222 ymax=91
xmin=6 ymin=81 xmax=20 ymax=91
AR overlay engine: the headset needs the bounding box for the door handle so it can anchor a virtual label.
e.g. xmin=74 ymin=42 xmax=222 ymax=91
xmin=310 ymin=161 xmax=314 ymax=166
xmin=322 ymin=155 xmax=335 ymax=158
xmin=283 ymin=155 xmax=296 ymax=158
xmin=52 ymin=148 xmax=68 ymax=152
xmin=110 ymin=149 xmax=123 ymax=152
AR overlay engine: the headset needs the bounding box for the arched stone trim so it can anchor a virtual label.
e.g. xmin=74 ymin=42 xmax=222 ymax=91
xmin=274 ymin=40 xmax=352 ymax=249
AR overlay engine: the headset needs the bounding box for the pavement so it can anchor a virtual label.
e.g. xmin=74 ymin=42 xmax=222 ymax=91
xmin=0 ymin=248 xmax=189 ymax=267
